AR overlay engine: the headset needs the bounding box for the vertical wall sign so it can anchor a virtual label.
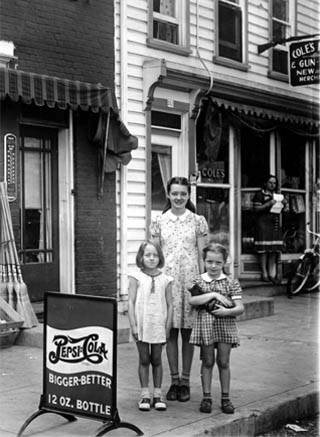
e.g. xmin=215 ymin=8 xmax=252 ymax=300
xmin=4 ymin=134 xmax=17 ymax=202
xmin=17 ymin=292 xmax=143 ymax=437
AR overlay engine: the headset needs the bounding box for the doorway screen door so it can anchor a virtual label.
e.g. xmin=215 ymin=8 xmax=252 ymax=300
xmin=20 ymin=126 xmax=59 ymax=301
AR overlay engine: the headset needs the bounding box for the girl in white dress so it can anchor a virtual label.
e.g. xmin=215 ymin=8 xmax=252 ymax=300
xmin=128 ymin=241 xmax=173 ymax=412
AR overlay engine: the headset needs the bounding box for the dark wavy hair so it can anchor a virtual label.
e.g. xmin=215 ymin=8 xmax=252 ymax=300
xmin=162 ymin=176 xmax=196 ymax=214
xmin=263 ymin=174 xmax=279 ymax=192
xmin=136 ymin=240 xmax=165 ymax=269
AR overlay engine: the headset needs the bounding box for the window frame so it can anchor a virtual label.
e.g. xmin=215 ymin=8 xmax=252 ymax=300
xmin=214 ymin=0 xmax=249 ymax=70
xmin=269 ymin=0 xmax=296 ymax=81
xmin=147 ymin=0 xmax=191 ymax=56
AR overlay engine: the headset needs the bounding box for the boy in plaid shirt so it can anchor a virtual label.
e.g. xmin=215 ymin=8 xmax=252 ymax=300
xmin=189 ymin=243 xmax=244 ymax=414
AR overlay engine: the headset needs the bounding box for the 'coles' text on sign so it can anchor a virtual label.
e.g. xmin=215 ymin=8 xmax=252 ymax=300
xmin=289 ymin=39 xmax=320 ymax=87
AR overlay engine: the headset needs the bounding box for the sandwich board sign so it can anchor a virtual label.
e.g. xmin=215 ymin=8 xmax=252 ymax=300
xmin=289 ymin=38 xmax=320 ymax=86
xmin=18 ymin=292 xmax=143 ymax=436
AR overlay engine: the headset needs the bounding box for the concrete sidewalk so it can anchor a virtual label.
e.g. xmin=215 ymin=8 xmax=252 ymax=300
xmin=0 ymin=293 xmax=319 ymax=436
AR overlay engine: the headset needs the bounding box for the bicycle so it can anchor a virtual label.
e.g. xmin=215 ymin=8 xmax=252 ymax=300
xmin=287 ymin=223 xmax=320 ymax=296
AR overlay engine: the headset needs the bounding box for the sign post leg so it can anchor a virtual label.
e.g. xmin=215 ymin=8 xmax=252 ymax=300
xmin=17 ymin=407 xmax=77 ymax=437
xmin=94 ymin=409 xmax=143 ymax=436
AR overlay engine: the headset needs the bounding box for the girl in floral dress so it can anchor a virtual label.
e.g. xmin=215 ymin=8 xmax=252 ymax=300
xmin=150 ymin=177 xmax=208 ymax=402
xmin=128 ymin=241 xmax=173 ymax=411
xmin=189 ymin=243 xmax=244 ymax=415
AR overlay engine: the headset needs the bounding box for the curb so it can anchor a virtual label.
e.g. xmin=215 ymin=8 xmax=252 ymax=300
xmin=155 ymin=384 xmax=319 ymax=436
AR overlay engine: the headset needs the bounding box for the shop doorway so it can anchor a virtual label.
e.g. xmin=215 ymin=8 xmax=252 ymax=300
xmin=151 ymin=111 xmax=188 ymax=218
xmin=19 ymin=126 xmax=60 ymax=301
xmin=240 ymin=126 xmax=309 ymax=279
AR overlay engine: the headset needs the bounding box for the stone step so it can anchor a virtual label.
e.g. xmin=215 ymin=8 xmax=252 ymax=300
xmin=241 ymin=279 xmax=287 ymax=297
xmin=17 ymin=295 xmax=274 ymax=348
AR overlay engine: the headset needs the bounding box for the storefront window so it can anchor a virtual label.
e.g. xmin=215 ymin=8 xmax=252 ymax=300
xmin=196 ymin=102 xmax=230 ymax=250
xmin=281 ymin=130 xmax=306 ymax=254
xmin=197 ymin=187 xmax=230 ymax=250
xmin=241 ymin=127 xmax=270 ymax=253
xmin=197 ymin=101 xmax=229 ymax=185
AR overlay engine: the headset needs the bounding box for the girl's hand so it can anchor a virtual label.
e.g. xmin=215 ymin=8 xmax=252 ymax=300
xmin=211 ymin=304 xmax=231 ymax=317
xmin=166 ymin=327 xmax=171 ymax=340
xmin=215 ymin=295 xmax=233 ymax=307
xmin=131 ymin=328 xmax=138 ymax=341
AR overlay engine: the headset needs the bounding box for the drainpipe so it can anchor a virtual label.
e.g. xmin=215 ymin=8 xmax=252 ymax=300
xmin=119 ymin=0 xmax=128 ymax=311
xmin=196 ymin=0 xmax=213 ymax=94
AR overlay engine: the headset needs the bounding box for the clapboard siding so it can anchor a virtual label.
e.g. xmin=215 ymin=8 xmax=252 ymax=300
xmin=115 ymin=0 xmax=319 ymax=301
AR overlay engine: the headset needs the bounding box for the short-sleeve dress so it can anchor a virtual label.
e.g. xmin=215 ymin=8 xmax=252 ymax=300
xmin=150 ymin=209 xmax=208 ymax=329
xmin=189 ymin=272 xmax=242 ymax=347
xmin=129 ymin=270 xmax=173 ymax=344
xmin=252 ymin=189 xmax=283 ymax=253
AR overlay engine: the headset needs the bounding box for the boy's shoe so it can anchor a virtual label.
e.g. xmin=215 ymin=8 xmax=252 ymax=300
xmin=199 ymin=398 xmax=212 ymax=413
xmin=178 ymin=385 xmax=190 ymax=402
xmin=138 ymin=398 xmax=151 ymax=411
xmin=153 ymin=397 xmax=167 ymax=411
xmin=166 ymin=384 xmax=180 ymax=401
xmin=221 ymin=399 xmax=234 ymax=414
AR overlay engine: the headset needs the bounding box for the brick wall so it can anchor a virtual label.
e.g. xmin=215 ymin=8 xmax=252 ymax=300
xmin=74 ymin=112 xmax=117 ymax=296
xmin=0 ymin=1 xmax=118 ymax=297
xmin=0 ymin=0 xmax=114 ymax=86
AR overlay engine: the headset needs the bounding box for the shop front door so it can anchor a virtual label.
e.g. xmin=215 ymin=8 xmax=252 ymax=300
xmin=20 ymin=126 xmax=60 ymax=301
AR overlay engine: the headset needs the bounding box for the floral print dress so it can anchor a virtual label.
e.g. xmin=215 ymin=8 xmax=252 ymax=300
xmin=150 ymin=209 xmax=208 ymax=329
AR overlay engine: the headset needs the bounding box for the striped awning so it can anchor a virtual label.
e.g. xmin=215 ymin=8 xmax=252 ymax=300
xmin=0 ymin=67 xmax=118 ymax=113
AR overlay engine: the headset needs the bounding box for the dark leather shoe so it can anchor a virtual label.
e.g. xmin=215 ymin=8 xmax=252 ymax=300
xmin=221 ymin=399 xmax=234 ymax=414
xmin=178 ymin=385 xmax=190 ymax=402
xmin=166 ymin=384 xmax=180 ymax=401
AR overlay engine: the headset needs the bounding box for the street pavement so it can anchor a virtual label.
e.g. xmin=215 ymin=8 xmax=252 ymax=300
xmin=0 ymin=293 xmax=319 ymax=437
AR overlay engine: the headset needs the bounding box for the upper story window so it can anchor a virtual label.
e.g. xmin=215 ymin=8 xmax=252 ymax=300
xmin=270 ymin=0 xmax=295 ymax=78
xmin=147 ymin=0 xmax=191 ymax=55
xmin=215 ymin=0 xmax=248 ymax=68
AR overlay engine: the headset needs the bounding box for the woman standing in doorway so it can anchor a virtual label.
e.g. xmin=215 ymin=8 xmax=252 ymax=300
xmin=150 ymin=176 xmax=208 ymax=402
xmin=253 ymin=174 xmax=285 ymax=283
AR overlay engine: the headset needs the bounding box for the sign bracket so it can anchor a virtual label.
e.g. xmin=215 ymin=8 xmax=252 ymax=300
xmin=94 ymin=408 xmax=143 ymax=436
xmin=17 ymin=395 xmax=77 ymax=437
xmin=17 ymin=293 xmax=143 ymax=436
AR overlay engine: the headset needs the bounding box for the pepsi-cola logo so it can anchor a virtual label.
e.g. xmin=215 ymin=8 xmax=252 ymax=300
xmin=49 ymin=333 xmax=108 ymax=364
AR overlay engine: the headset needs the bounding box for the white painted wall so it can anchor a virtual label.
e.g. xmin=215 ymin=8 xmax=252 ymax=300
xmin=114 ymin=0 xmax=320 ymax=303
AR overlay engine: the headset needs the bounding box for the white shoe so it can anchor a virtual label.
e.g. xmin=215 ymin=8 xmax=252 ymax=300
xmin=153 ymin=397 xmax=167 ymax=411
xmin=138 ymin=398 xmax=150 ymax=411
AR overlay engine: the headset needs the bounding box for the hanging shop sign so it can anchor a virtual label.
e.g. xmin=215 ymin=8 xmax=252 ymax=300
xmin=4 ymin=134 xmax=17 ymax=202
xmin=289 ymin=39 xmax=320 ymax=86
xmin=17 ymin=292 xmax=143 ymax=436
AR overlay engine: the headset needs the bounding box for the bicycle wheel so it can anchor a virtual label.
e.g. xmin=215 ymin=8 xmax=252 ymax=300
xmin=287 ymin=257 xmax=312 ymax=295
xmin=305 ymin=258 xmax=320 ymax=291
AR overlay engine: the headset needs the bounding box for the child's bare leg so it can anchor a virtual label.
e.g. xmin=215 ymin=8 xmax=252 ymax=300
xmin=151 ymin=344 xmax=163 ymax=389
xmin=201 ymin=344 xmax=215 ymax=395
xmin=136 ymin=341 xmax=151 ymax=390
xmin=216 ymin=343 xmax=231 ymax=394
xmin=217 ymin=343 xmax=234 ymax=414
